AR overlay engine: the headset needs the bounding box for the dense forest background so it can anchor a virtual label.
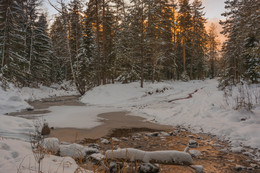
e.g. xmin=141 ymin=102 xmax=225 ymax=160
xmin=0 ymin=0 xmax=259 ymax=95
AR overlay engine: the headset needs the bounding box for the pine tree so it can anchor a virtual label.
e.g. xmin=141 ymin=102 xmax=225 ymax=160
xmin=144 ymin=0 xmax=176 ymax=82
xmin=127 ymin=0 xmax=147 ymax=87
xmin=68 ymin=0 xmax=83 ymax=78
xmin=50 ymin=16 xmax=68 ymax=82
xmin=0 ymin=0 xmax=28 ymax=86
xmin=177 ymin=0 xmax=193 ymax=81
xmin=190 ymin=0 xmax=208 ymax=79
xmin=207 ymin=23 xmax=219 ymax=79
xmin=31 ymin=14 xmax=52 ymax=85
xmin=160 ymin=0 xmax=177 ymax=81
xmin=220 ymin=0 xmax=260 ymax=87
xmin=113 ymin=0 xmax=139 ymax=83
xmin=75 ymin=11 xmax=97 ymax=95
xmin=87 ymin=0 xmax=102 ymax=86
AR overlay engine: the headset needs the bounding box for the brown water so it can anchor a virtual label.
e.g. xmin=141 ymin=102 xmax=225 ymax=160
xmin=49 ymin=111 xmax=171 ymax=143
xmin=8 ymin=96 xmax=171 ymax=142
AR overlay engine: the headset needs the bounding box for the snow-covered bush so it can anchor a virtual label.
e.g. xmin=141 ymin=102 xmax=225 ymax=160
xmin=223 ymin=82 xmax=260 ymax=111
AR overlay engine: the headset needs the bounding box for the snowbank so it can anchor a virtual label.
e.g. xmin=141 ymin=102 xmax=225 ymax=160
xmin=0 ymin=81 xmax=78 ymax=115
xmin=105 ymin=148 xmax=193 ymax=165
xmin=0 ymin=139 xmax=81 ymax=173
xmin=20 ymin=81 xmax=78 ymax=101
xmin=0 ymin=115 xmax=34 ymax=141
xmin=0 ymin=84 xmax=31 ymax=114
xmin=81 ymin=79 xmax=260 ymax=149
xmin=81 ymin=82 xmax=173 ymax=106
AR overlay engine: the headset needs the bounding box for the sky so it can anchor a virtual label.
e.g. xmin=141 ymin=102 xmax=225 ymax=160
xmin=42 ymin=0 xmax=226 ymax=42
xmin=43 ymin=0 xmax=226 ymax=20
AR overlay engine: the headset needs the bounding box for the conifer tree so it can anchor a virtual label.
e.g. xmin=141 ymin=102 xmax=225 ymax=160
xmin=190 ymin=0 xmax=208 ymax=79
xmin=177 ymin=0 xmax=193 ymax=81
xmin=74 ymin=3 xmax=97 ymax=95
xmin=50 ymin=16 xmax=68 ymax=82
xmin=31 ymin=14 xmax=52 ymax=85
xmin=68 ymin=0 xmax=83 ymax=78
xmin=0 ymin=0 xmax=28 ymax=86
xmin=220 ymin=0 xmax=260 ymax=87
xmin=208 ymin=23 xmax=219 ymax=79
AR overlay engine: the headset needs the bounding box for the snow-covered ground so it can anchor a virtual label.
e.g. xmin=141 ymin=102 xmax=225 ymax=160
xmin=0 ymin=79 xmax=260 ymax=172
xmin=0 ymin=138 xmax=80 ymax=173
xmin=0 ymin=81 xmax=81 ymax=173
xmin=0 ymin=81 xmax=78 ymax=115
xmin=81 ymin=80 xmax=260 ymax=149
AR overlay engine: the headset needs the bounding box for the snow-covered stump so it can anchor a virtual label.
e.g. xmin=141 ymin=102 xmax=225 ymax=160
xmin=105 ymin=148 xmax=193 ymax=165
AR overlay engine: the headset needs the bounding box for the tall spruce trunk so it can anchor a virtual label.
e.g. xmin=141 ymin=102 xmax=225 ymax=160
xmin=95 ymin=0 xmax=101 ymax=86
xmin=140 ymin=1 xmax=144 ymax=88
xmin=102 ymin=0 xmax=106 ymax=85
xmin=183 ymin=38 xmax=186 ymax=73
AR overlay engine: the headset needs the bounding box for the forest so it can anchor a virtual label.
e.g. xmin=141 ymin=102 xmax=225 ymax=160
xmin=0 ymin=0 xmax=259 ymax=95
xmin=0 ymin=0 xmax=260 ymax=172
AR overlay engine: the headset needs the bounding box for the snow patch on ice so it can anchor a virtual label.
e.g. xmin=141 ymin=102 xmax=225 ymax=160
xmin=44 ymin=106 xmax=118 ymax=129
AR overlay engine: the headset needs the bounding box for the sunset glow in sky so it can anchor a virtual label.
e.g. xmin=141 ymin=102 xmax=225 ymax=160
xmin=43 ymin=0 xmax=226 ymax=43
xmin=43 ymin=0 xmax=225 ymax=20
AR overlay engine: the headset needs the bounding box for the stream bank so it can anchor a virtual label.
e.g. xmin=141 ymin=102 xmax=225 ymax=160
xmin=8 ymin=95 xmax=260 ymax=172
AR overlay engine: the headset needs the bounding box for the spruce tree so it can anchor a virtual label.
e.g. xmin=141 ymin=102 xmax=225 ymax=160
xmin=32 ymin=14 xmax=52 ymax=85
xmin=190 ymin=0 xmax=208 ymax=79
xmin=220 ymin=0 xmax=260 ymax=87
xmin=50 ymin=16 xmax=68 ymax=82
xmin=0 ymin=0 xmax=28 ymax=86
xmin=177 ymin=0 xmax=193 ymax=81
xmin=208 ymin=23 xmax=219 ymax=79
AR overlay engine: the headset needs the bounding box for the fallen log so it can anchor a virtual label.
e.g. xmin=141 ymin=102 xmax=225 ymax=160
xmin=105 ymin=148 xmax=193 ymax=165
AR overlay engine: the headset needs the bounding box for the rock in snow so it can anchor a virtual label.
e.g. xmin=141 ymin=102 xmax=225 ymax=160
xmin=138 ymin=163 xmax=159 ymax=173
xmin=112 ymin=137 xmax=120 ymax=142
xmin=236 ymin=164 xmax=246 ymax=171
xmin=191 ymin=165 xmax=204 ymax=173
xmin=231 ymin=147 xmax=245 ymax=153
xmin=60 ymin=143 xmax=86 ymax=159
xmin=105 ymin=148 xmax=193 ymax=165
xmin=42 ymin=137 xmax=59 ymax=153
xmin=100 ymin=138 xmax=110 ymax=144
xmin=189 ymin=150 xmax=203 ymax=157
xmin=41 ymin=123 xmax=51 ymax=135
xmin=109 ymin=162 xmax=123 ymax=173
xmin=189 ymin=140 xmax=198 ymax=148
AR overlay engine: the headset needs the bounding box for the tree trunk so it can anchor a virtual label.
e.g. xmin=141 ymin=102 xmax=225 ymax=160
xmin=140 ymin=1 xmax=144 ymax=88
xmin=28 ymin=25 xmax=34 ymax=74
xmin=1 ymin=7 xmax=9 ymax=74
xmin=95 ymin=0 xmax=101 ymax=86
xmin=102 ymin=0 xmax=106 ymax=85
xmin=183 ymin=38 xmax=186 ymax=73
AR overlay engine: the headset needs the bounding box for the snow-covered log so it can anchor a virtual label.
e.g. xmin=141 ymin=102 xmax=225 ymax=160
xmin=105 ymin=148 xmax=193 ymax=165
